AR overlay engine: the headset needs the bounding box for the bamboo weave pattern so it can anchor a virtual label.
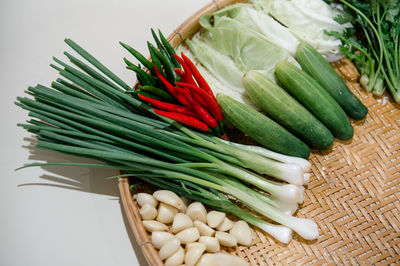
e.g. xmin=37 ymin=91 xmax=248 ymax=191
xmin=119 ymin=1 xmax=400 ymax=264
xmin=228 ymin=59 xmax=400 ymax=265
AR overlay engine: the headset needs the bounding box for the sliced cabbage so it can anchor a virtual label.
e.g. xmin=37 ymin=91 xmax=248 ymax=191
xmin=251 ymin=0 xmax=352 ymax=61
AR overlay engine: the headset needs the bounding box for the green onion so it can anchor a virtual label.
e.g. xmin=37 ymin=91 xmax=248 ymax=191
xmin=16 ymin=38 xmax=318 ymax=242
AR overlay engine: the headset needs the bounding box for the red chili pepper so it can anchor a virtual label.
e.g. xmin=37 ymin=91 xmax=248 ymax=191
xmin=180 ymin=89 xmax=218 ymax=128
xmin=172 ymin=85 xmax=207 ymax=108
xmin=154 ymin=65 xmax=175 ymax=94
xmin=173 ymin=54 xmax=197 ymax=86
xmin=181 ymin=52 xmax=213 ymax=96
xmin=154 ymin=65 xmax=189 ymax=106
xmin=175 ymin=82 xmax=223 ymax=121
xmin=138 ymin=94 xmax=198 ymax=117
xmin=169 ymin=86 xmax=191 ymax=107
xmin=174 ymin=68 xmax=185 ymax=81
xmin=153 ymin=108 xmax=209 ymax=132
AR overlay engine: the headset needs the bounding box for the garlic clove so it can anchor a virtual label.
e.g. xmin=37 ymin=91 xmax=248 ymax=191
xmin=214 ymin=252 xmax=249 ymax=266
xmin=172 ymin=213 xmax=193 ymax=234
xmin=186 ymin=202 xmax=207 ymax=223
xmin=195 ymin=253 xmax=218 ymax=266
xmin=151 ymin=231 xmax=175 ymax=250
xmin=216 ymin=217 xmax=233 ymax=232
xmin=198 ymin=236 xmax=220 ymax=253
xmin=206 ymin=211 xmax=226 ymax=228
xmin=140 ymin=203 xmax=158 ymax=220
xmin=165 ymin=246 xmax=185 ymax=266
xmin=157 ymin=202 xmax=178 ymax=224
xmin=185 ymin=242 xmax=205 ymax=251
xmin=215 ymin=231 xmax=237 ymax=247
xmin=153 ymin=190 xmax=185 ymax=211
xmin=193 ymin=220 xmax=215 ymax=237
xmin=134 ymin=193 xmax=158 ymax=208
xmin=229 ymin=221 xmax=253 ymax=246
xmin=185 ymin=242 xmax=206 ymax=266
xmin=159 ymin=238 xmax=181 ymax=260
xmin=143 ymin=220 xmax=168 ymax=232
xmin=175 ymin=227 xmax=200 ymax=244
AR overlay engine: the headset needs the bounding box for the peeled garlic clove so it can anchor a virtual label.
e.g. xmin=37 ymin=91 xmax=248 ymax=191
xmin=172 ymin=213 xmax=193 ymax=233
xmin=185 ymin=242 xmax=206 ymax=266
xmin=151 ymin=232 xmax=175 ymax=250
xmin=159 ymin=238 xmax=181 ymax=260
xmin=206 ymin=211 xmax=226 ymax=228
xmin=143 ymin=220 xmax=168 ymax=232
xmin=153 ymin=190 xmax=185 ymax=211
xmin=216 ymin=217 xmax=233 ymax=232
xmin=175 ymin=227 xmax=200 ymax=244
xmin=198 ymin=236 xmax=220 ymax=253
xmin=186 ymin=202 xmax=207 ymax=223
xmin=215 ymin=231 xmax=237 ymax=247
xmin=165 ymin=246 xmax=185 ymax=266
xmin=194 ymin=220 xmax=215 ymax=237
xmin=140 ymin=204 xmax=158 ymax=220
xmin=134 ymin=193 xmax=158 ymax=208
xmin=186 ymin=242 xmax=205 ymax=251
xmin=214 ymin=253 xmax=249 ymax=266
xmin=229 ymin=221 xmax=252 ymax=246
xmin=196 ymin=253 xmax=218 ymax=266
xmin=157 ymin=202 xmax=178 ymax=224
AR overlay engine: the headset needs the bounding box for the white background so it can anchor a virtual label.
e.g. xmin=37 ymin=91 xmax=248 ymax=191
xmin=0 ymin=0 xmax=209 ymax=265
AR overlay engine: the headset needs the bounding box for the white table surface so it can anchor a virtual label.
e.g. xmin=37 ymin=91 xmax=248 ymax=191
xmin=0 ymin=1 xmax=209 ymax=265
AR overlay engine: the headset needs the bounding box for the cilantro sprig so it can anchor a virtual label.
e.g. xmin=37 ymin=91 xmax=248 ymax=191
xmin=326 ymin=0 xmax=400 ymax=103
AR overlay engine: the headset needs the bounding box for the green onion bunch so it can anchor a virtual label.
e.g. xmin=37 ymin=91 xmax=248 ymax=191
xmin=16 ymin=38 xmax=318 ymax=243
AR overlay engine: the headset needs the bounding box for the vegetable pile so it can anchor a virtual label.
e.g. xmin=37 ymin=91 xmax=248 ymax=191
xmin=16 ymin=35 xmax=318 ymax=243
xmin=17 ymin=0 xmax=387 ymax=255
xmin=183 ymin=0 xmax=367 ymax=159
xmin=326 ymin=0 xmax=400 ymax=103
xmin=120 ymin=30 xmax=224 ymax=136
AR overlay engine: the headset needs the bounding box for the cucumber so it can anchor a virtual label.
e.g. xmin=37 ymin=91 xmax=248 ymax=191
xmin=217 ymin=93 xmax=310 ymax=159
xmin=243 ymin=71 xmax=333 ymax=149
xmin=295 ymin=42 xmax=368 ymax=120
xmin=275 ymin=61 xmax=354 ymax=140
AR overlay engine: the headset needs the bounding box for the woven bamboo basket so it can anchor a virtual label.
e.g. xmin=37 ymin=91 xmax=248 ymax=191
xmin=118 ymin=0 xmax=400 ymax=265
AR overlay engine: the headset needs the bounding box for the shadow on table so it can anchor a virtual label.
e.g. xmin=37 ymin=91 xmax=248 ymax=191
xmin=19 ymin=137 xmax=149 ymax=266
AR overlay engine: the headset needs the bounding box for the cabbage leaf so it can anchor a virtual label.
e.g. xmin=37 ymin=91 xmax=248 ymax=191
xmin=198 ymin=13 xmax=299 ymax=82
xmin=251 ymin=0 xmax=352 ymax=61
xmin=208 ymin=3 xmax=299 ymax=56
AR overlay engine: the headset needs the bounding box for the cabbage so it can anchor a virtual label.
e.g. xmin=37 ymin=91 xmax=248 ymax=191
xmin=208 ymin=4 xmax=299 ymax=56
xmin=181 ymin=6 xmax=301 ymax=109
xmin=251 ymin=0 xmax=352 ymax=61
xmin=198 ymin=13 xmax=299 ymax=82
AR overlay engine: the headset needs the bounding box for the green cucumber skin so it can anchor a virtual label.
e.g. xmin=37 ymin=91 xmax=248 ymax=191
xmin=275 ymin=62 xmax=354 ymax=140
xmin=243 ymin=71 xmax=333 ymax=150
xmin=296 ymin=43 xmax=368 ymax=120
xmin=217 ymin=94 xmax=310 ymax=159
